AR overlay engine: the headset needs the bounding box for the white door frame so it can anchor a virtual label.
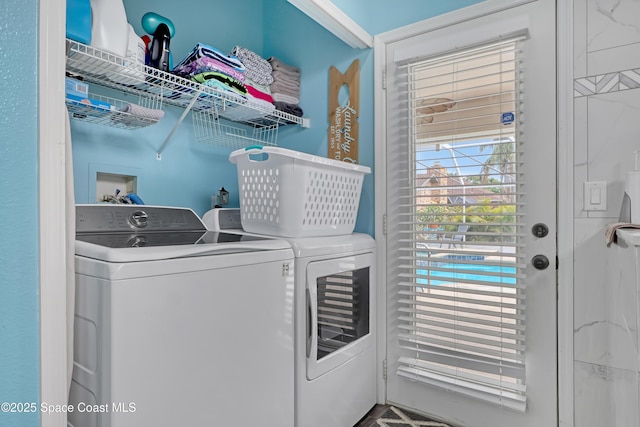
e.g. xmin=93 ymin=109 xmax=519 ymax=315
xmin=39 ymin=0 xmax=68 ymax=426
xmin=373 ymin=0 xmax=574 ymax=425
xmin=556 ymin=0 xmax=574 ymax=426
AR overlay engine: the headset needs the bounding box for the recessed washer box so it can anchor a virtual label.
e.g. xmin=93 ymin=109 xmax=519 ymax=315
xmin=96 ymin=172 xmax=137 ymax=202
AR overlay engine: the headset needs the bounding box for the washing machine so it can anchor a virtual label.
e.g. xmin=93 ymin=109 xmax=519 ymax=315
xmin=203 ymin=208 xmax=376 ymax=427
xmin=69 ymin=204 xmax=295 ymax=427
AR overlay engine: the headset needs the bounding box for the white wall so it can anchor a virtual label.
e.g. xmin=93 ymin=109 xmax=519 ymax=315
xmin=571 ymin=0 xmax=640 ymax=426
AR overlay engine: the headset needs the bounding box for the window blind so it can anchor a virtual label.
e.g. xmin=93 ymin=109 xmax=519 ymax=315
xmin=388 ymin=37 xmax=528 ymax=411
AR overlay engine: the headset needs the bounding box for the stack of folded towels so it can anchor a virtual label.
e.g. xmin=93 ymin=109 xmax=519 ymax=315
xmin=229 ymin=46 xmax=276 ymax=119
xmin=268 ymin=57 xmax=303 ymax=117
xmin=231 ymin=46 xmax=274 ymax=87
xmin=173 ymin=43 xmax=248 ymax=101
xmin=173 ymin=43 xmax=304 ymax=120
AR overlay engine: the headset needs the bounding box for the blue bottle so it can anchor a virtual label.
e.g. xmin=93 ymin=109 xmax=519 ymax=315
xmin=66 ymin=0 xmax=92 ymax=45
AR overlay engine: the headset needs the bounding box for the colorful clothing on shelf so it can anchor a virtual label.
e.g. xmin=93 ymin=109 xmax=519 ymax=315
xmin=173 ymin=56 xmax=246 ymax=82
xmin=175 ymin=43 xmax=245 ymax=73
xmin=246 ymin=83 xmax=273 ymax=104
xmin=245 ymin=79 xmax=271 ymax=95
xmin=174 ymin=43 xmax=250 ymax=100
xmin=192 ymin=71 xmax=247 ymax=98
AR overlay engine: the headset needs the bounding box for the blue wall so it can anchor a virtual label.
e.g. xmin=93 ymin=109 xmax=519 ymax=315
xmin=72 ymin=0 xmax=376 ymax=231
xmin=332 ymin=0 xmax=485 ymax=35
xmin=0 ymin=1 xmax=41 ymax=426
xmin=73 ymin=0 xmax=380 ymax=233
xmin=263 ymin=1 xmax=375 ymax=235
xmin=72 ymin=0 xmax=485 ymax=236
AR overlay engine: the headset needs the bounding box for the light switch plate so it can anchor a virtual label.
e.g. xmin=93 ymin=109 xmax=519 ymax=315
xmin=584 ymin=181 xmax=607 ymax=211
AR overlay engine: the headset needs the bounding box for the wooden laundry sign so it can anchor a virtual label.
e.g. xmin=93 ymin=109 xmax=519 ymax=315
xmin=328 ymin=59 xmax=360 ymax=164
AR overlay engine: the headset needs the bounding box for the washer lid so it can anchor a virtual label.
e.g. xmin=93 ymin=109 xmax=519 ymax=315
xmin=76 ymin=230 xmax=268 ymax=249
xmin=75 ymin=204 xmax=291 ymax=262
xmin=75 ymin=232 xmax=292 ymax=262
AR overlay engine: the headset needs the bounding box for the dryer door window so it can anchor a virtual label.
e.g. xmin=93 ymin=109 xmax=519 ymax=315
xmin=315 ymin=267 xmax=369 ymax=358
xmin=306 ymin=252 xmax=374 ymax=380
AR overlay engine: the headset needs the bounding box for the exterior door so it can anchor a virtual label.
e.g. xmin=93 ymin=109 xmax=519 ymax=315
xmin=380 ymin=1 xmax=557 ymax=426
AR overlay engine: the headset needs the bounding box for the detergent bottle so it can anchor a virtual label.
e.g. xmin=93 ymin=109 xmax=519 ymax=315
xmin=66 ymin=0 xmax=92 ymax=45
xmin=90 ymin=0 xmax=128 ymax=58
xmin=106 ymin=24 xmax=147 ymax=83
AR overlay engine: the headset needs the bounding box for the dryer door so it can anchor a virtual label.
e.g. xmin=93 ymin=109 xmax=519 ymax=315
xmin=306 ymin=251 xmax=375 ymax=380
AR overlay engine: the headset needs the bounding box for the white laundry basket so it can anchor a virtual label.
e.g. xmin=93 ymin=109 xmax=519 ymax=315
xmin=229 ymin=146 xmax=371 ymax=237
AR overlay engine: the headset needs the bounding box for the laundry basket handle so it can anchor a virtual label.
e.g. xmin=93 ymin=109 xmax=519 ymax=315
xmin=229 ymin=145 xmax=269 ymax=164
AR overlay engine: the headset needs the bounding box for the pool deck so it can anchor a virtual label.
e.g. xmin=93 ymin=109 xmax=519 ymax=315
xmin=423 ymin=244 xmax=517 ymax=264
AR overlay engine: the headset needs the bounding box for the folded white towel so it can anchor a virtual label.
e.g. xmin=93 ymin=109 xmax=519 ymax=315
xmin=112 ymin=103 xmax=165 ymax=127
xmin=270 ymin=77 xmax=300 ymax=94
xmin=119 ymin=103 xmax=165 ymax=119
xmin=272 ymin=68 xmax=300 ymax=82
xmin=268 ymin=57 xmax=300 ymax=75
xmin=272 ymin=93 xmax=299 ymax=105
xmin=604 ymin=222 xmax=640 ymax=246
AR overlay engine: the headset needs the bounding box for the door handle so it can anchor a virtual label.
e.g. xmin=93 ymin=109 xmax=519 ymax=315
xmin=307 ymin=285 xmax=318 ymax=361
xmin=531 ymin=254 xmax=550 ymax=270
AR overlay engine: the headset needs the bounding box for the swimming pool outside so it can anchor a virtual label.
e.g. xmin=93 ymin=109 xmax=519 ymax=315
xmin=417 ymin=262 xmax=516 ymax=286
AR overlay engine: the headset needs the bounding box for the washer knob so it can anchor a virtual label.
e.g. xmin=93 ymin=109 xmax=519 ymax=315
xmin=127 ymin=235 xmax=147 ymax=247
xmin=129 ymin=210 xmax=149 ymax=228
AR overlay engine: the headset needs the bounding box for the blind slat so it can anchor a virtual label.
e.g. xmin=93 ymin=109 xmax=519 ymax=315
xmin=398 ymin=314 xmax=525 ymax=339
xmin=398 ymin=329 xmax=526 ymax=359
xmin=397 ymin=298 xmax=526 ymax=322
xmin=398 ymin=345 xmax=526 ymax=381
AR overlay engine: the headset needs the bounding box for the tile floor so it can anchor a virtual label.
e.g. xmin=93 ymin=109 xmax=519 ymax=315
xmin=355 ymin=404 xmax=453 ymax=426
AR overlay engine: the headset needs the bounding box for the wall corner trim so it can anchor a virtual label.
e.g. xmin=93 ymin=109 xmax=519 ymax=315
xmin=287 ymin=0 xmax=373 ymax=48
xmin=39 ymin=0 xmax=69 ymax=425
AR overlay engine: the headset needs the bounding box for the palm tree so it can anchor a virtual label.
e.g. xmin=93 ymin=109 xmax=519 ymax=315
xmin=480 ymin=139 xmax=515 ymax=182
xmin=479 ymin=137 xmax=516 ymax=202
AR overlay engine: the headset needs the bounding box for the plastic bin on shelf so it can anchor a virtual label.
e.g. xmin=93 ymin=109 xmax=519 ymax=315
xmin=229 ymin=146 xmax=371 ymax=237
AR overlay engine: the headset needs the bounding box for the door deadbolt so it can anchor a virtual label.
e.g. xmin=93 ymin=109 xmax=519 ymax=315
xmin=532 ymin=223 xmax=549 ymax=238
xmin=532 ymin=254 xmax=550 ymax=270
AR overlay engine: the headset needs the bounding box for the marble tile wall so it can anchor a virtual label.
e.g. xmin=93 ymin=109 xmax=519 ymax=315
xmin=572 ymin=0 xmax=640 ymax=426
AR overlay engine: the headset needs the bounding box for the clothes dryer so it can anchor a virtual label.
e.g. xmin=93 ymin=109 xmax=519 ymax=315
xmin=202 ymin=208 xmax=376 ymax=427
xmin=70 ymin=205 xmax=294 ymax=427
